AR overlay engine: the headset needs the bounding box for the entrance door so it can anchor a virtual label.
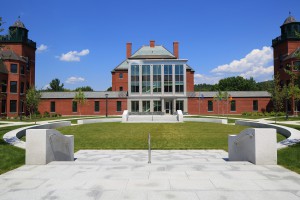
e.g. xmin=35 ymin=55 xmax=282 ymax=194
xmin=165 ymin=101 xmax=173 ymax=114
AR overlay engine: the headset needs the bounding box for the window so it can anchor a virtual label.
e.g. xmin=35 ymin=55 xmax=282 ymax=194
xmin=72 ymin=101 xmax=77 ymax=112
xmin=21 ymin=65 xmax=25 ymax=75
xmin=117 ymin=101 xmax=122 ymax=112
xmin=1 ymin=80 xmax=7 ymax=93
xmin=153 ymin=65 xmax=161 ymax=93
xmin=26 ymin=60 xmax=30 ymax=71
xmin=119 ymin=86 xmax=123 ymax=91
xmin=208 ymin=100 xmax=213 ymax=112
xmin=26 ymin=82 xmax=30 ymax=90
xmin=10 ymin=64 xmax=18 ymax=73
xmin=94 ymin=101 xmax=100 ymax=112
xmin=131 ymin=65 xmax=139 ymax=93
xmin=231 ymin=100 xmax=236 ymax=112
xmin=1 ymin=100 xmax=6 ymax=113
xmin=164 ymin=65 xmax=173 ymax=93
xmin=131 ymin=101 xmax=139 ymax=112
xmin=20 ymin=82 xmax=25 ymax=94
xmin=253 ymin=100 xmax=258 ymax=111
xmin=153 ymin=100 xmax=161 ymax=112
xmin=50 ymin=101 xmax=56 ymax=113
xmin=176 ymin=100 xmax=184 ymax=111
xmin=142 ymin=101 xmax=150 ymax=112
xmin=119 ymin=73 xmax=123 ymax=79
xmin=294 ymin=61 xmax=300 ymax=71
xmin=10 ymin=100 xmax=17 ymax=113
xmin=142 ymin=65 xmax=150 ymax=93
xmin=175 ymin=65 xmax=184 ymax=93
xmin=10 ymin=81 xmax=17 ymax=93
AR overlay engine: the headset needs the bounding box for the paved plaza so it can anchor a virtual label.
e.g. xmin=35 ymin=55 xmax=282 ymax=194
xmin=1 ymin=150 xmax=300 ymax=200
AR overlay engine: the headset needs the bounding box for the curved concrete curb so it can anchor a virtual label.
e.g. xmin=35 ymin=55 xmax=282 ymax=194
xmin=184 ymin=118 xmax=227 ymax=124
xmin=77 ymin=118 xmax=122 ymax=124
xmin=235 ymin=120 xmax=300 ymax=149
xmin=3 ymin=121 xmax=71 ymax=149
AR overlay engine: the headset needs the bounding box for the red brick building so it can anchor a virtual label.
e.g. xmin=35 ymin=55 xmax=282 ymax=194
xmin=272 ymin=14 xmax=300 ymax=112
xmin=0 ymin=19 xmax=36 ymax=117
xmin=39 ymin=41 xmax=272 ymax=116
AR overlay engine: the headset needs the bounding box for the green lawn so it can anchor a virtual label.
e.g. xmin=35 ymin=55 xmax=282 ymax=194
xmin=278 ymin=143 xmax=300 ymax=174
xmin=57 ymin=122 xmax=248 ymax=152
xmin=0 ymin=125 xmax=31 ymax=174
xmin=1 ymin=122 xmax=299 ymax=175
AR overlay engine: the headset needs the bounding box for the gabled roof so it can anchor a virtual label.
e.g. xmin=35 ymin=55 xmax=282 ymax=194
xmin=284 ymin=47 xmax=300 ymax=61
xmin=112 ymin=60 xmax=130 ymax=71
xmin=0 ymin=49 xmax=27 ymax=62
xmin=0 ymin=59 xmax=8 ymax=74
xmin=41 ymin=91 xmax=128 ymax=99
xmin=190 ymin=91 xmax=271 ymax=98
xmin=130 ymin=45 xmax=176 ymax=59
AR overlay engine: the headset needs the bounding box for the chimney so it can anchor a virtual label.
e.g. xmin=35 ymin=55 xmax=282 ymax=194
xmin=126 ymin=42 xmax=132 ymax=58
xmin=173 ymin=41 xmax=179 ymax=58
xmin=150 ymin=40 xmax=155 ymax=48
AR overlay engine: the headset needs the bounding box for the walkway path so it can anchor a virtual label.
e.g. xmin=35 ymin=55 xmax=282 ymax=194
xmin=1 ymin=150 xmax=300 ymax=200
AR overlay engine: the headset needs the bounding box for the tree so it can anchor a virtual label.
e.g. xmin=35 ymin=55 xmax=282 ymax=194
xmin=49 ymin=78 xmax=64 ymax=91
xmin=270 ymin=74 xmax=285 ymax=123
xmin=216 ymin=76 xmax=258 ymax=91
xmin=25 ymin=87 xmax=41 ymax=122
xmin=194 ymin=83 xmax=215 ymax=91
xmin=106 ymin=86 xmax=112 ymax=91
xmin=75 ymin=86 xmax=93 ymax=91
xmin=0 ymin=17 xmax=4 ymax=33
xmin=73 ymin=89 xmax=86 ymax=115
xmin=213 ymin=90 xmax=226 ymax=115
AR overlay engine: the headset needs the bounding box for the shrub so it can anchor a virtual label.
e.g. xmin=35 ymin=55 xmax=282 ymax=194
xmin=43 ymin=111 xmax=50 ymax=118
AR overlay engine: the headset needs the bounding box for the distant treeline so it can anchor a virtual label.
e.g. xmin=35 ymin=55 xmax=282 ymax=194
xmin=194 ymin=76 xmax=273 ymax=91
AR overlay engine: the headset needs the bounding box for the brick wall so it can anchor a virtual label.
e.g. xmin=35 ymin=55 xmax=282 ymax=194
xmin=39 ymin=98 xmax=128 ymax=116
xmin=186 ymin=70 xmax=194 ymax=92
xmin=188 ymin=97 xmax=272 ymax=115
xmin=112 ymin=71 xmax=128 ymax=91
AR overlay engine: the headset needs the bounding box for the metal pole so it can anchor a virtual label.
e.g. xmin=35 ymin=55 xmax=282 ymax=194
xmin=148 ymin=133 xmax=151 ymax=164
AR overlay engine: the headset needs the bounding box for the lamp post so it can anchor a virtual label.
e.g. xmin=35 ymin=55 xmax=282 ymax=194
xmin=105 ymin=93 xmax=108 ymax=118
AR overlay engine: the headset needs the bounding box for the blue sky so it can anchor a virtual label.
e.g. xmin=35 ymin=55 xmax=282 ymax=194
xmin=1 ymin=0 xmax=300 ymax=90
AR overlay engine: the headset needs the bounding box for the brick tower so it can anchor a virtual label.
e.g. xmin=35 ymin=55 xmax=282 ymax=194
xmin=0 ymin=18 xmax=36 ymax=117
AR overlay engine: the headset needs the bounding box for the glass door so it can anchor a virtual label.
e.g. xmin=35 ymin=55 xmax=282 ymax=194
xmin=165 ymin=101 xmax=170 ymax=114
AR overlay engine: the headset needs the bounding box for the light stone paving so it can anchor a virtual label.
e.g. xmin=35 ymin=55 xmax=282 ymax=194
xmin=1 ymin=150 xmax=300 ymax=200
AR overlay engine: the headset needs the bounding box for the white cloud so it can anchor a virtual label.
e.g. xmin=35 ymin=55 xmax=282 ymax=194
xmin=65 ymin=76 xmax=85 ymax=84
xmin=194 ymin=73 xmax=222 ymax=84
xmin=42 ymin=84 xmax=50 ymax=90
xmin=211 ymin=46 xmax=273 ymax=74
xmin=37 ymin=44 xmax=48 ymax=53
xmin=59 ymin=49 xmax=90 ymax=62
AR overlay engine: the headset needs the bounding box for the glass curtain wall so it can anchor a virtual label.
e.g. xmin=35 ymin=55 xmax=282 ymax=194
xmin=131 ymin=65 xmax=139 ymax=93
xmin=153 ymin=100 xmax=162 ymax=112
xmin=153 ymin=65 xmax=161 ymax=93
xmin=142 ymin=65 xmax=151 ymax=93
xmin=164 ymin=65 xmax=173 ymax=93
xmin=131 ymin=101 xmax=139 ymax=112
xmin=175 ymin=65 xmax=184 ymax=93
xmin=142 ymin=101 xmax=150 ymax=112
xmin=176 ymin=100 xmax=184 ymax=111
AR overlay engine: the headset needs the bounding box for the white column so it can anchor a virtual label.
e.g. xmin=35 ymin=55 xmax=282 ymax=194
xmin=161 ymin=64 xmax=164 ymax=96
xmin=172 ymin=64 xmax=175 ymax=95
xmin=139 ymin=65 xmax=142 ymax=95
xmin=150 ymin=65 xmax=153 ymax=96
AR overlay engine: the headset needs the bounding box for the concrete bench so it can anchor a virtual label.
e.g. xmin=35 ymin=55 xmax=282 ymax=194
xmin=228 ymin=128 xmax=277 ymax=165
xmin=26 ymin=129 xmax=74 ymax=165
